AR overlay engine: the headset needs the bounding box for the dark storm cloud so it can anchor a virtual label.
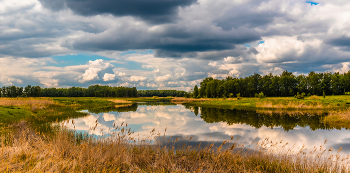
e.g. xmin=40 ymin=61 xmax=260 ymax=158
xmin=214 ymin=0 xmax=283 ymax=30
xmin=154 ymin=50 xmax=198 ymax=58
xmin=39 ymin=0 xmax=197 ymax=23
xmin=197 ymin=47 xmax=258 ymax=60
xmin=325 ymin=36 xmax=350 ymax=50
xmin=69 ymin=24 xmax=261 ymax=58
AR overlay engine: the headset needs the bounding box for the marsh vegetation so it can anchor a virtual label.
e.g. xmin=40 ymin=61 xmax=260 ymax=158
xmin=1 ymin=121 xmax=350 ymax=172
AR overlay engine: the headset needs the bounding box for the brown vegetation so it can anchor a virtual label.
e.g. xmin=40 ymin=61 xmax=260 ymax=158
xmin=108 ymin=99 xmax=133 ymax=104
xmin=114 ymin=104 xmax=133 ymax=108
xmin=256 ymin=109 xmax=327 ymax=116
xmin=323 ymin=108 xmax=350 ymax=129
xmin=0 ymin=98 xmax=54 ymax=107
xmin=1 ymin=122 xmax=349 ymax=172
xmin=171 ymin=97 xmax=210 ymax=104
xmin=255 ymin=102 xmax=324 ymax=109
xmin=308 ymin=95 xmax=320 ymax=100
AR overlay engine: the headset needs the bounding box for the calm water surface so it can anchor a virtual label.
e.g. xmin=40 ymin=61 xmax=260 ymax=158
xmin=63 ymin=102 xmax=350 ymax=154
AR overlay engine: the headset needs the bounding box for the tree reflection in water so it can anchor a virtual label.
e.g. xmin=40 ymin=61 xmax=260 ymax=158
xmin=187 ymin=106 xmax=332 ymax=131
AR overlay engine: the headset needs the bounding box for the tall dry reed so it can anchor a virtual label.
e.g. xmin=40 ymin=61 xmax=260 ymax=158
xmin=0 ymin=98 xmax=54 ymax=106
xmin=0 ymin=121 xmax=349 ymax=172
xmin=0 ymin=98 xmax=54 ymax=111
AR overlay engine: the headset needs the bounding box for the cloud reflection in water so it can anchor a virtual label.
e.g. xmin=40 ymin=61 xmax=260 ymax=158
xmin=63 ymin=104 xmax=350 ymax=154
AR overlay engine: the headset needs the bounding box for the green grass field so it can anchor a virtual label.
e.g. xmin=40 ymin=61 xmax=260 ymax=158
xmin=0 ymin=106 xmax=32 ymax=126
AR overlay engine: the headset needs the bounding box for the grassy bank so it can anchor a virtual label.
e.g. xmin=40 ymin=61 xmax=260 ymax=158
xmin=323 ymin=108 xmax=350 ymax=129
xmin=0 ymin=106 xmax=32 ymax=127
xmin=0 ymin=122 xmax=348 ymax=172
xmin=182 ymin=95 xmax=350 ymax=110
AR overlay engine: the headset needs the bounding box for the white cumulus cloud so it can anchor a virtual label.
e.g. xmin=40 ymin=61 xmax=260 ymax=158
xmin=130 ymin=76 xmax=147 ymax=82
xmin=78 ymin=59 xmax=113 ymax=83
xmin=155 ymin=74 xmax=172 ymax=82
xmin=103 ymin=73 xmax=116 ymax=81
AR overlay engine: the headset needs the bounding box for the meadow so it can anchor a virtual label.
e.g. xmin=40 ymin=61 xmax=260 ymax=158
xmin=0 ymin=96 xmax=350 ymax=172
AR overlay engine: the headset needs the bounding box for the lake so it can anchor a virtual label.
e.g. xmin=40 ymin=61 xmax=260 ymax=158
xmin=62 ymin=102 xmax=350 ymax=154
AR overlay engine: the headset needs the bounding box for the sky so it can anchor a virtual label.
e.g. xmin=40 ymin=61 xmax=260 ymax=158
xmin=1 ymin=0 xmax=350 ymax=90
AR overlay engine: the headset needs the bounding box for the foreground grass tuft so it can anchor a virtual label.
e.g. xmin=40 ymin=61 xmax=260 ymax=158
xmin=0 ymin=122 xmax=349 ymax=172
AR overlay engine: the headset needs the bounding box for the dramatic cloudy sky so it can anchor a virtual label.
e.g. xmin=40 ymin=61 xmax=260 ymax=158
xmin=1 ymin=0 xmax=350 ymax=90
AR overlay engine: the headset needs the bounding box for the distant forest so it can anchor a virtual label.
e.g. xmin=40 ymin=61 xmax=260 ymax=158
xmin=191 ymin=71 xmax=350 ymax=98
xmin=2 ymin=70 xmax=350 ymax=98
xmin=0 ymin=85 xmax=186 ymax=98
xmin=138 ymin=90 xmax=186 ymax=97
xmin=0 ymin=85 xmax=137 ymax=97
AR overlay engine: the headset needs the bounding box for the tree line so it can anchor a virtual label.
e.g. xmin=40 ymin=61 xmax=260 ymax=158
xmin=0 ymin=85 xmax=42 ymax=97
xmin=0 ymin=85 xmax=137 ymax=97
xmin=138 ymin=90 xmax=186 ymax=97
xmin=191 ymin=70 xmax=350 ymax=98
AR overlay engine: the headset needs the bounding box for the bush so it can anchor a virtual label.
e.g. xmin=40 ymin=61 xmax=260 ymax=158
xmin=309 ymin=95 xmax=320 ymax=100
xmin=307 ymin=93 xmax=311 ymax=97
xmin=345 ymin=92 xmax=350 ymax=95
xmin=295 ymin=92 xmax=305 ymax=99
xmin=255 ymin=93 xmax=259 ymax=98
xmin=258 ymin=92 xmax=265 ymax=99
xmin=229 ymin=93 xmax=234 ymax=98
xmin=236 ymin=93 xmax=241 ymax=100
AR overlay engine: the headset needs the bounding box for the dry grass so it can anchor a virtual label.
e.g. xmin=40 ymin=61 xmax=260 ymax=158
xmin=0 ymin=98 xmax=54 ymax=108
xmin=256 ymin=101 xmax=324 ymax=109
xmin=171 ymin=97 xmax=210 ymax=104
xmin=308 ymin=95 xmax=320 ymax=100
xmin=323 ymin=108 xmax=350 ymax=129
xmin=114 ymin=104 xmax=133 ymax=108
xmin=256 ymin=109 xmax=326 ymax=116
xmin=1 ymin=122 xmax=349 ymax=172
xmin=108 ymin=99 xmax=133 ymax=104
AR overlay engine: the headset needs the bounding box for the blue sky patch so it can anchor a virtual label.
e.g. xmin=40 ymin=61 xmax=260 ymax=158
xmin=49 ymin=53 xmax=111 ymax=67
xmin=113 ymin=61 xmax=153 ymax=71
xmin=306 ymin=1 xmax=319 ymax=5
xmin=244 ymin=44 xmax=251 ymax=48
xmin=258 ymin=41 xmax=265 ymax=45
xmin=120 ymin=51 xmax=138 ymax=56
xmin=47 ymin=53 xmax=153 ymax=72
xmin=120 ymin=50 xmax=154 ymax=56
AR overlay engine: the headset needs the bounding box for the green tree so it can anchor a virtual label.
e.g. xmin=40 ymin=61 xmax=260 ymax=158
xmin=193 ymin=85 xmax=199 ymax=98
xmin=279 ymin=71 xmax=297 ymax=96
xmin=308 ymin=71 xmax=322 ymax=95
